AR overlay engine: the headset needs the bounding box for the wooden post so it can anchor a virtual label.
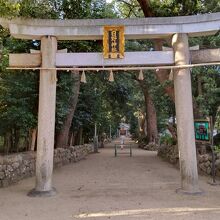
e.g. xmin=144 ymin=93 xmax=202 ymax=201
xmin=28 ymin=36 xmax=57 ymax=197
xmin=172 ymin=33 xmax=201 ymax=194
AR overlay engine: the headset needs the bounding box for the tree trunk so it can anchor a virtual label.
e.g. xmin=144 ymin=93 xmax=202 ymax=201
xmin=72 ymin=131 xmax=77 ymax=146
xmin=4 ymin=132 xmax=11 ymax=154
xmin=139 ymin=81 xmax=158 ymax=143
xmin=79 ymin=127 xmax=83 ymax=145
xmin=30 ymin=128 xmax=37 ymax=151
xmin=154 ymin=40 xmax=175 ymax=101
xmin=55 ymin=71 xmax=81 ymax=148
xmin=15 ymin=129 xmax=20 ymax=152
xmin=167 ymin=123 xmax=177 ymax=143
xmin=137 ymin=0 xmax=153 ymax=17
xmin=140 ymin=113 xmax=146 ymax=136
xmin=69 ymin=132 xmax=73 ymax=147
xmin=100 ymin=136 xmax=105 ymax=148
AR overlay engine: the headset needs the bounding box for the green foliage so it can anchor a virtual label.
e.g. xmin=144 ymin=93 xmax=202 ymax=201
xmin=62 ymin=0 xmax=116 ymax=19
xmin=18 ymin=0 xmax=60 ymax=18
xmin=0 ymin=0 xmax=20 ymax=18
xmin=214 ymin=145 xmax=220 ymax=154
xmin=0 ymin=28 xmax=39 ymax=153
xmin=191 ymin=66 xmax=220 ymax=117
xmin=150 ymin=0 xmax=203 ymax=16
xmin=144 ymin=70 xmax=174 ymax=132
xmin=137 ymin=135 xmax=149 ymax=144
xmin=160 ymin=134 xmax=176 ymax=145
xmin=72 ymin=71 xmax=142 ymax=139
xmin=215 ymin=110 xmax=220 ymax=131
xmin=56 ymin=73 xmax=77 ymax=129
xmin=115 ymin=0 xmax=143 ymax=18
xmin=214 ymin=133 xmax=220 ymax=146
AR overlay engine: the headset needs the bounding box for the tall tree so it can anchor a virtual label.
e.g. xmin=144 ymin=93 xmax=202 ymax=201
xmin=138 ymin=80 xmax=158 ymax=142
xmin=55 ymin=72 xmax=80 ymax=148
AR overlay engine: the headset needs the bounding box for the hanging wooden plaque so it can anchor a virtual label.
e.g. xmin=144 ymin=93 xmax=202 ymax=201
xmin=103 ymin=26 xmax=125 ymax=59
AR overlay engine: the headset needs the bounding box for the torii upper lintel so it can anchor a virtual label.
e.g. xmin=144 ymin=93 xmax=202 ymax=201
xmin=0 ymin=12 xmax=220 ymax=40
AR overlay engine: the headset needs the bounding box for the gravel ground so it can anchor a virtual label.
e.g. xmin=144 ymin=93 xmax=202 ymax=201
xmin=1 ymin=138 xmax=220 ymax=220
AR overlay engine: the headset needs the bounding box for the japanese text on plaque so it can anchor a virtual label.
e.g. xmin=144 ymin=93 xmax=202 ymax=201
xmin=103 ymin=26 xmax=125 ymax=59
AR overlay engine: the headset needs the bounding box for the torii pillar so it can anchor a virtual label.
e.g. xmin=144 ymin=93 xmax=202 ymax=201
xmin=28 ymin=36 xmax=57 ymax=197
xmin=172 ymin=33 xmax=201 ymax=194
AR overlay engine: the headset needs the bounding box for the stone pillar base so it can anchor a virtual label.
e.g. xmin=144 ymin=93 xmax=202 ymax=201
xmin=176 ymin=188 xmax=203 ymax=196
xmin=27 ymin=187 xmax=57 ymax=197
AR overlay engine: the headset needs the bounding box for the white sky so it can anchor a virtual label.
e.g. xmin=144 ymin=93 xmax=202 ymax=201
xmin=106 ymin=0 xmax=113 ymax=3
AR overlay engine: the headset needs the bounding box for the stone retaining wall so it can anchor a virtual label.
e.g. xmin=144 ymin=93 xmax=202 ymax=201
xmin=158 ymin=144 xmax=220 ymax=176
xmin=0 ymin=144 xmax=94 ymax=187
xmin=157 ymin=144 xmax=179 ymax=165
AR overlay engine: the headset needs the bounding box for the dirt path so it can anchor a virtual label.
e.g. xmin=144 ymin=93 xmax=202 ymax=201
xmin=1 ymin=138 xmax=220 ymax=220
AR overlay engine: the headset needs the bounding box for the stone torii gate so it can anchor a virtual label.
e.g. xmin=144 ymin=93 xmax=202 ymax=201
xmin=1 ymin=12 xmax=220 ymax=196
